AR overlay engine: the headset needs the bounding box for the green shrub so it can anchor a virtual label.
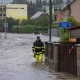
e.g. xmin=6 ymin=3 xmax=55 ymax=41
xmin=11 ymin=25 xmax=48 ymax=33
xmin=34 ymin=27 xmax=48 ymax=33
xmin=20 ymin=25 xmax=34 ymax=33
xmin=11 ymin=26 xmax=17 ymax=33
xmin=52 ymin=23 xmax=58 ymax=28
xmin=60 ymin=29 xmax=69 ymax=42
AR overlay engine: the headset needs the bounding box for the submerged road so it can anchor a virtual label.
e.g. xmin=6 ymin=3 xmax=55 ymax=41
xmin=0 ymin=33 xmax=78 ymax=80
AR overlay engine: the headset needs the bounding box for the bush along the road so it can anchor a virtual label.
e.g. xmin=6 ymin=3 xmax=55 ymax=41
xmin=11 ymin=26 xmax=17 ymax=33
xmin=52 ymin=23 xmax=58 ymax=28
xmin=34 ymin=27 xmax=48 ymax=33
xmin=60 ymin=29 xmax=69 ymax=42
xmin=20 ymin=25 xmax=35 ymax=33
xmin=11 ymin=25 xmax=48 ymax=33
xmin=11 ymin=25 xmax=35 ymax=33
xmin=2 ymin=17 xmax=20 ymax=32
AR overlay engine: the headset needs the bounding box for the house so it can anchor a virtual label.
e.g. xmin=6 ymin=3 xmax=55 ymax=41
xmin=62 ymin=0 xmax=80 ymax=22
xmin=0 ymin=4 xmax=6 ymax=21
xmin=30 ymin=11 xmax=47 ymax=19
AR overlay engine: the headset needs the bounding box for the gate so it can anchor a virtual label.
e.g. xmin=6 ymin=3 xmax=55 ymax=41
xmin=58 ymin=42 xmax=77 ymax=76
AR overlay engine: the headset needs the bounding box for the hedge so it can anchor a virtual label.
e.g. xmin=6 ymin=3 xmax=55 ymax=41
xmin=11 ymin=25 xmax=48 ymax=33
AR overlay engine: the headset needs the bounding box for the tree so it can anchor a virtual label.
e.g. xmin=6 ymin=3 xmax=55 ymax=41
xmin=35 ymin=14 xmax=49 ymax=27
xmin=67 ymin=16 xmax=80 ymax=27
xmin=3 ymin=17 xmax=20 ymax=32
xmin=20 ymin=19 xmax=27 ymax=25
xmin=20 ymin=14 xmax=49 ymax=27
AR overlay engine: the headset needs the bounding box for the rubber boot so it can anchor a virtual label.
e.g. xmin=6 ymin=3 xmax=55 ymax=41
xmin=39 ymin=54 xmax=43 ymax=62
xmin=36 ymin=55 xmax=39 ymax=62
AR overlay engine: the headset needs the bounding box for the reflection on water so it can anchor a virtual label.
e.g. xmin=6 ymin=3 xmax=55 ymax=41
xmin=31 ymin=61 xmax=78 ymax=80
xmin=31 ymin=61 xmax=48 ymax=70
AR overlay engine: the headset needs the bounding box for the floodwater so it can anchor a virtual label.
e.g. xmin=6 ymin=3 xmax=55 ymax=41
xmin=0 ymin=33 xmax=78 ymax=80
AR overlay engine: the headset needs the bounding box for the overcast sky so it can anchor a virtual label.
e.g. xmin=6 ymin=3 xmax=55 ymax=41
xmin=0 ymin=0 xmax=12 ymax=3
xmin=0 ymin=0 xmax=41 ymax=3
xmin=0 ymin=0 xmax=71 ymax=4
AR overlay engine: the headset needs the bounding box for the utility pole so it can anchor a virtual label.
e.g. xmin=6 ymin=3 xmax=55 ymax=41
xmin=49 ymin=0 xmax=52 ymax=42
xmin=4 ymin=6 xmax=7 ymax=39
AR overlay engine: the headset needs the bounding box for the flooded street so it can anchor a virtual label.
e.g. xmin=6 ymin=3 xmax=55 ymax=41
xmin=0 ymin=33 xmax=78 ymax=80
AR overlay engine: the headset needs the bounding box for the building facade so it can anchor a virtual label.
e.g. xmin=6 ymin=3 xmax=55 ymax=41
xmin=0 ymin=4 xmax=28 ymax=20
xmin=62 ymin=0 xmax=80 ymax=22
xmin=68 ymin=26 xmax=80 ymax=38
xmin=71 ymin=0 xmax=80 ymax=22
xmin=0 ymin=4 xmax=6 ymax=21
xmin=56 ymin=12 xmax=62 ymax=22
xmin=6 ymin=4 xmax=28 ymax=20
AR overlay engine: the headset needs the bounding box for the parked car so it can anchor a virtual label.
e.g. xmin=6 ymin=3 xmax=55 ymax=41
xmin=34 ymin=30 xmax=40 ymax=34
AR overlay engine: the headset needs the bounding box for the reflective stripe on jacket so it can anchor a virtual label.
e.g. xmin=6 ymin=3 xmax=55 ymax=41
xmin=32 ymin=40 xmax=44 ymax=52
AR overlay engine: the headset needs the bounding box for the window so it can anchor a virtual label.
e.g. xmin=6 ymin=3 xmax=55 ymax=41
xmin=0 ymin=14 xmax=2 ymax=16
xmin=43 ymin=7 xmax=46 ymax=12
xmin=20 ymin=8 xmax=24 ymax=9
xmin=0 ymin=8 xmax=2 ymax=10
xmin=3 ymin=8 xmax=6 ymax=10
xmin=3 ymin=14 xmax=6 ymax=16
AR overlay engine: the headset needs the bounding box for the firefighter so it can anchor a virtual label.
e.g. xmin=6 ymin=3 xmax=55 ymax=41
xmin=32 ymin=36 xmax=44 ymax=62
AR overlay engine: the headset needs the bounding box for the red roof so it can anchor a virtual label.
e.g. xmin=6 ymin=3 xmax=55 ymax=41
xmin=68 ymin=26 xmax=80 ymax=30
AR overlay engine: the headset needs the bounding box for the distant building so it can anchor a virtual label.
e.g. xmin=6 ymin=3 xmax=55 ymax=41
xmin=42 ymin=4 xmax=66 ymax=22
xmin=42 ymin=6 xmax=54 ymax=15
xmin=0 ymin=4 xmax=28 ymax=20
xmin=0 ymin=4 xmax=6 ymax=21
xmin=6 ymin=4 xmax=28 ymax=20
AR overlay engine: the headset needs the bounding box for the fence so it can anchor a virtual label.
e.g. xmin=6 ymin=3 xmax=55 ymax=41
xmin=44 ymin=42 xmax=80 ymax=76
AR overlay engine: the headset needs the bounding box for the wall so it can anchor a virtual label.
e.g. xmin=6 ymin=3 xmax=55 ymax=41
xmin=62 ymin=8 xmax=70 ymax=21
xmin=77 ymin=46 xmax=80 ymax=77
xmin=6 ymin=4 xmax=28 ymax=20
xmin=70 ymin=29 xmax=80 ymax=38
xmin=45 ymin=42 xmax=80 ymax=76
xmin=71 ymin=0 xmax=80 ymax=22
xmin=56 ymin=12 xmax=62 ymax=22
xmin=48 ymin=28 xmax=60 ymax=37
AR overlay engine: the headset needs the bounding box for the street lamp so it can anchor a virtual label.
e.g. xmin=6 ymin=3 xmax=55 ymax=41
xmin=49 ymin=0 xmax=52 ymax=42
